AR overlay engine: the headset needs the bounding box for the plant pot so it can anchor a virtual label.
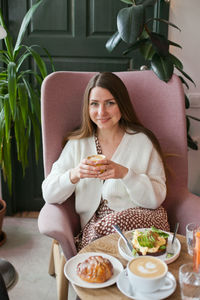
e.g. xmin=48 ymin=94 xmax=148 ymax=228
xmin=0 ymin=199 xmax=6 ymax=246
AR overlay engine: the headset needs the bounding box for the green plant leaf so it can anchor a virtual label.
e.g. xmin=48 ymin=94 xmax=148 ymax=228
xmin=8 ymin=62 xmax=17 ymax=118
xmin=26 ymin=46 xmax=48 ymax=79
xmin=187 ymin=114 xmax=200 ymax=122
xmin=149 ymin=32 xmax=169 ymax=56
xmin=176 ymin=66 xmax=196 ymax=87
xmin=169 ymin=53 xmax=183 ymax=70
xmin=14 ymin=0 xmax=43 ymax=53
xmin=2 ymin=136 xmax=12 ymax=193
xmin=117 ymin=5 xmax=145 ymax=44
xmin=179 ymin=76 xmax=189 ymax=89
xmin=0 ymin=107 xmax=5 ymax=146
xmin=0 ymin=52 xmax=10 ymax=64
xmin=22 ymin=78 xmax=41 ymax=121
xmin=187 ymin=134 xmax=198 ymax=150
xmin=29 ymin=112 xmax=41 ymax=162
xmin=106 ymin=31 xmax=122 ymax=52
xmin=123 ymin=38 xmax=149 ymax=54
xmin=120 ymin=0 xmax=133 ymax=4
xmin=139 ymin=40 xmax=155 ymax=60
xmin=43 ymin=47 xmax=55 ymax=72
xmin=168 ymin=40 xmax=182 ymax=49
xmin=18 ymin=83 xmax=28 ymax=126
xmin=3 ymin=94 xmax=11 ymax=142
xmin=16 ymin=50 xmax=31 ymax=72
xmin=146 ymin=18 xmax=181 ymax=32
xmin=151 ymin=53 xmax=174 ymax=82
xmin=185 ymin=94 xmax=190 ymax=109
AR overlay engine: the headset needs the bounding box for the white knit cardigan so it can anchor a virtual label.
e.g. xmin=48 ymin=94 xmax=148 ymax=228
xmin=42 ymin=132 xmax=166 ymax=228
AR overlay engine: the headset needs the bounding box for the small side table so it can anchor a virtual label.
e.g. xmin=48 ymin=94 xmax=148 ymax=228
xmin=72 ymin=233 xmax=192 ymax=300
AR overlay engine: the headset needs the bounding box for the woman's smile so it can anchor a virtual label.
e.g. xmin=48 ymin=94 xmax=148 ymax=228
xmin=89 ymin=87 xmax=121 ymax=130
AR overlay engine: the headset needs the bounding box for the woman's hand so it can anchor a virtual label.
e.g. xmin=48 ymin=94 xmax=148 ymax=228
xmin=97 ymin=159 xmax=128 ymax=180
xmin=70 ymin=158 xmax=128 ymax=184
xmin=70 ymin=158 xmax=102 ymax=184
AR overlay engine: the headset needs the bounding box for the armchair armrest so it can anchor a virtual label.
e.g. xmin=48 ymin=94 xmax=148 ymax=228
xmin=38 ymin=196 xmax=81 ymax=259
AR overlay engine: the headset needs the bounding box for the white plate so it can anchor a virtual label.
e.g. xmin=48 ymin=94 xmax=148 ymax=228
xmin=117 ymin=269 xmax=176 ymax=300
xmin=64 ymin=252 xmax=124 ymax=288
xmin=118 ymin=229 xmax=181 ymax=264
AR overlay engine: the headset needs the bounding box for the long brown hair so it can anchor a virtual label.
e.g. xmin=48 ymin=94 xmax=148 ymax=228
xmin=66 ymin=72 xmax=166 ymax=172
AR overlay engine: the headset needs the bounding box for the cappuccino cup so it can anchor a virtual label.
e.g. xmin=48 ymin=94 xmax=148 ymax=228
xmin=127 ymin=256 xmax=173 ymax=293
xmin=87 ymin=155 xmax=106 ymax=173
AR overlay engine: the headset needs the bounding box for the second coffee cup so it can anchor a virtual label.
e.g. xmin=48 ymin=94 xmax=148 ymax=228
xmin=127 ymin=256 xmax=172 ymax=293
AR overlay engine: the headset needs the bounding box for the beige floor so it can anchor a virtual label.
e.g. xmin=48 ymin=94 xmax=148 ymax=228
xmin=0 ymin=216 xmax=77 ymax=300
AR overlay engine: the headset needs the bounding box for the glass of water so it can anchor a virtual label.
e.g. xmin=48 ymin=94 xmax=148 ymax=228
xmin=179 ymin=263 xmax=200 ymax=300
xmin=186 ymin=223 xmax=200 ymax=256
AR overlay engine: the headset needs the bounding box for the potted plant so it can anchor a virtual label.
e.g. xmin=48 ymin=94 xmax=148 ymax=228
xmin=0 ymin=198 xmax=6 ymax=246
xmin=0 ymin=0 xmax=54 ymax=194
xmin=106 ymin=0 xmax=199 ymax=150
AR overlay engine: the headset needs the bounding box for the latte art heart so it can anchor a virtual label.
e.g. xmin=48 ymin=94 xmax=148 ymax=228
xmin=138 ymin=262 xmax=158 ymax=274
xmin=129 ymin=257 xmax=166 ymax=278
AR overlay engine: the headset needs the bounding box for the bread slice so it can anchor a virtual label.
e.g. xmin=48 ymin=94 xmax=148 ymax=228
xmin=132 ymin=228 xmax=168 ymax=256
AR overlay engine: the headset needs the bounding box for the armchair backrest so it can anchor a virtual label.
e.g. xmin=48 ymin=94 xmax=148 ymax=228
xmin=41 ymin=70 xmax=188 ymax=228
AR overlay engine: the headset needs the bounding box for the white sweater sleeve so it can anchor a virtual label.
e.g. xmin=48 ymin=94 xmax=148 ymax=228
xmin=122 ymin=147 xmax=166 ymax=209
xmin=42 ymin=140 xmax=77 ymax=204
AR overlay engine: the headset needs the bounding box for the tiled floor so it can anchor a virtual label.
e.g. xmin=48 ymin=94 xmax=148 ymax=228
xmin=1 ymin=216 xmax=77 ymax=300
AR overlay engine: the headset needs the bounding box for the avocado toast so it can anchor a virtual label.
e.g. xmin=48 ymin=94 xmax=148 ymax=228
xmin=131 ymin=226 xmax=169 ymax=256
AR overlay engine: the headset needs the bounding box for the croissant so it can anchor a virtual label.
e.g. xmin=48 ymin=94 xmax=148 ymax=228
xmin=76 ymin=255 xmax=113 ymax=283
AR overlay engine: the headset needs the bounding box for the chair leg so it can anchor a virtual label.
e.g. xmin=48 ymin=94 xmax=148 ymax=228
xmin=57 ymin=253 xmax=68 ymax=300
xmin=48 ymin=239 xmax=56 ymax=275
xmin=48 ymin=239 xmax=69 ymax=300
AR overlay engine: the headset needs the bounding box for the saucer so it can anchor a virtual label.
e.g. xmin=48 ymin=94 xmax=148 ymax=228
xmin=116 ymin=269 xmax=176 ymax=300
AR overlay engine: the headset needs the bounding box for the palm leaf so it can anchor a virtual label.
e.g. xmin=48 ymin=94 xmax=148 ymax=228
xmin=3 ymin=94 xmax=11 ymax=142
xmin=14 ymin=0 xmax=43 ymax=53
xmin=22 ymin=78 xmax=41 ymax=121
xmin=2 ymin=136 xmax=12 ymax=193
xmin=26 ymin=46 xmax=48 ymax=79
xmin=43 ymin=47 xmax=55 ymax=72
xmin=17 ymin=83 xmax=28 ymax=126
xmin=8 ymin=62 xmax=17 ymax=118
xmin=30 ymin=112 xmax=41 ymax=162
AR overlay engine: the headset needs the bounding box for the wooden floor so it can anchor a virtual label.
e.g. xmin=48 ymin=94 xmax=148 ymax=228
xmin=13 ymin=211 xmax=39 ymax=218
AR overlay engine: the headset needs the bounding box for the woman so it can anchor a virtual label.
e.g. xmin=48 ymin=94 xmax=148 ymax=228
xmin=42 ymin=72 xmax=169 ymax=251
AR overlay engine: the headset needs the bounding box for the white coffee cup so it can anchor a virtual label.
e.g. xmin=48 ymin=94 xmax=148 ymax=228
xmin=127 ymin=256 xmax=173 ymax=293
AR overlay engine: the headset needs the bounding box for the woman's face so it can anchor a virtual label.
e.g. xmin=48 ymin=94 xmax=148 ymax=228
xmin=89 ymin=86 xmax=121 ymax=130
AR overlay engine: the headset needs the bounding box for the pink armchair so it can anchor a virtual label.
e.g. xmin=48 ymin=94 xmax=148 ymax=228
xmin=38 ymin=70 xmax=200 ymax=297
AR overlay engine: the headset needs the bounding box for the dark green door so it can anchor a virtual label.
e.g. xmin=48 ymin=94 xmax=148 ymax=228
xmin=1 ymin=0 xmax=169 ymax=213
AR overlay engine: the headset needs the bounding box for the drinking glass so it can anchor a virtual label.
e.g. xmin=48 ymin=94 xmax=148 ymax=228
xmin=179 ymin=263 xmax=200 ymax=300
xmin=186 ymin=223 xmax=200 ymax=256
